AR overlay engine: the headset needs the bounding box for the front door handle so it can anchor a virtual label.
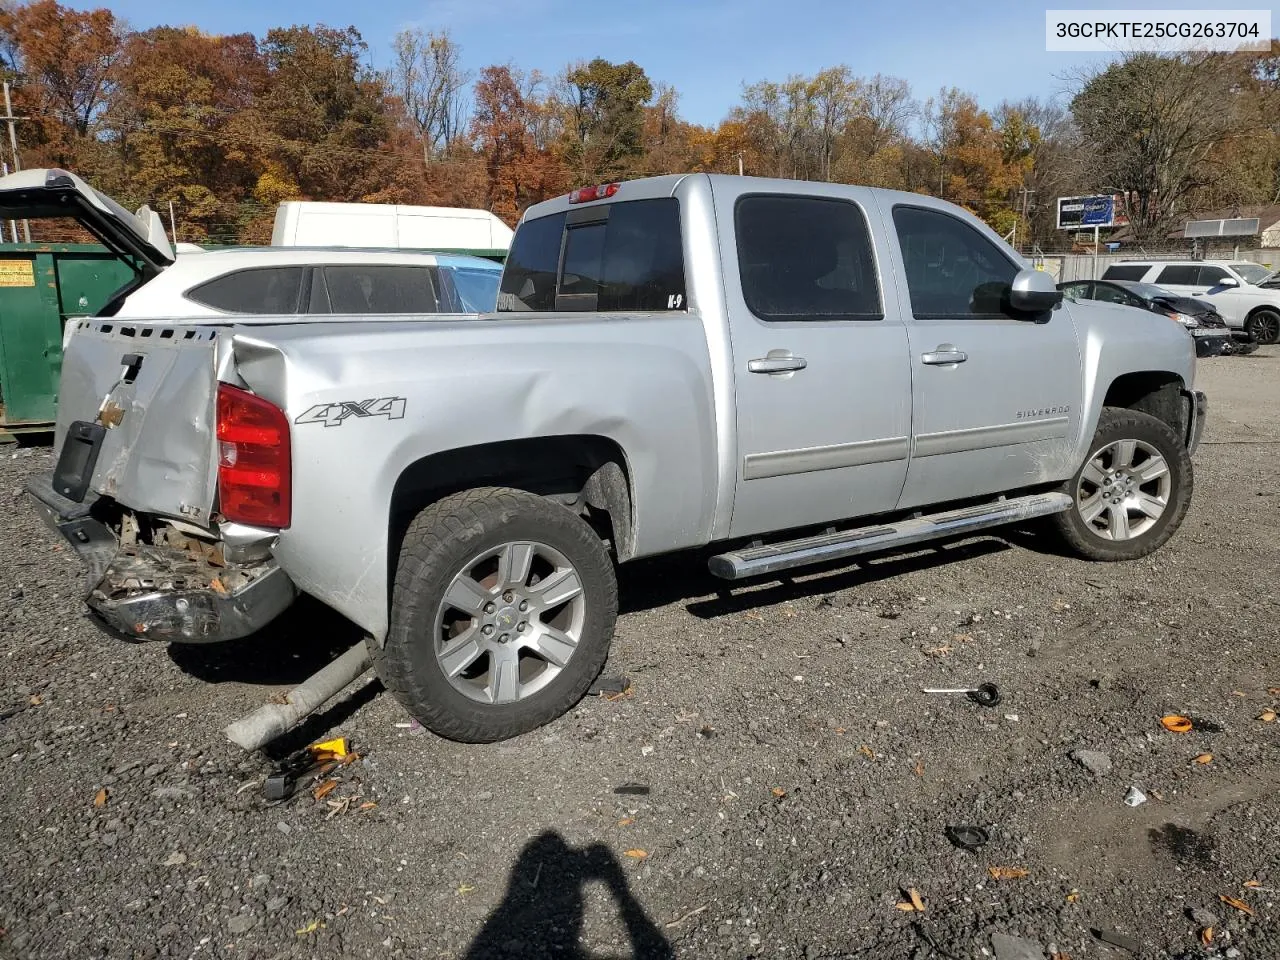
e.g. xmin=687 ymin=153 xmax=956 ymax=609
xmin=921 ymin=346 xmax=968 ymax=366
xmin=748 ymin=355 xmax=808 ymax=374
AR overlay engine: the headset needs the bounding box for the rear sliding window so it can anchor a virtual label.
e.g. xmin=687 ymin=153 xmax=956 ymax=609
xmin=1100 ymin=265 xmax=1150 ymax=282
xmin=186 ymin=267 xmax=304 ymax=314
xmin=498 ymin=198 xmax=686 ymax=312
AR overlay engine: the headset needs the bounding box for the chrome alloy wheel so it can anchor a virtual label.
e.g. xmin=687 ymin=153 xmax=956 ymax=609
xmin=433 ymin=541 xmax=586 ymax=704
xmin=1075 ymin=438 xmax=1172 ymax=541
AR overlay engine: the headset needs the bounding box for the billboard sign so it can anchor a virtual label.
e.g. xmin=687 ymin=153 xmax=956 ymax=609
xmin=1057 ymin=194 xmax=1119 ymax=229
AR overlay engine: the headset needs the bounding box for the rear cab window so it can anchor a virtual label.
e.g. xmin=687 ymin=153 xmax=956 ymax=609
xmin=187 ymin=267 xmax=304 ymax=314
xmin=498 ymin=198 xmax=686 ymax=312
xmin=1100 ymin=265 xmax=1150 ymax=282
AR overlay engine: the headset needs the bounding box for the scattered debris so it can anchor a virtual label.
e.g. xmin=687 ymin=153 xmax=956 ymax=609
xmin=1218 ymin=894 xmax=1255 ymax=917
xmin=1161 ymin=715 xmax=1193 ymax=733
xmin=1070 ymin=748 xmax=1113 ymax=776
xmin=664 ymin=905 xmax=707 ymax=928
xmin=313 ymin=779 xmax=339 ymax=801
xmin=987 ymin=866 xmax=1029 ymax=880
xmin=1093 ymin=928 xmax=1140 ymax=953
xmin=456 ymin=884 xmax=475 ymax=896
xmin=163 ymin=851 xmax=187 ymax=866
xmin=1065 ymin=891 xmax=1080 ymax=903
xmin=295 ymin=920 xmax=325 ymax=936
xmin=907 ymin=888 xmax=925 ymax=912
xmin=1188 ymin=906 xmax=1219 ymax=927
xmin=308 ymin=737 xmax=348 ymax=761
xmin=1193 ymin=753 xmax=1214 ymax=765
xmin=613 ymin=783 xmax=650 ymax=796
xmin=1199 ymin=926 xmax=1214 ymax=947
xmin=1258 ymin=710 xmax=1276 ymax=723
xmin=1123 ymin=786 xmax=1148 ymax=807
xmin=589 ymin=675 xmax=631 ymax=697
xmin=991 ymin=932 xmax=1045 ymax=960
xmin=944 ymin=824 xmax=989 ymax=852
xmin=771 ymin=787 xmax=787 ymax=798
xmin=618 ymin=817 xmax=634 ymax=826
xmin=922 ymin=683 xmax=1002 ymax=707
xmin=623 ymin=849 xmax=648 ymax=860
xmin=93 ymin=788 xmax=108 ymax=808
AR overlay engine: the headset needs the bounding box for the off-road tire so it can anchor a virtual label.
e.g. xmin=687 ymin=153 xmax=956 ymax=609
xmin=372 ymin=487 xmax=618 ymax=743
xmin=1246 ymin=308 xmax=1280 ymax=346
xmin=1050 ymin=408 xmax=1193 ymax=561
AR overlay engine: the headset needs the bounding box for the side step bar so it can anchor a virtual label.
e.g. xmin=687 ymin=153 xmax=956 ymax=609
xmin=708 ymin=492 xmax=1073 ymax=581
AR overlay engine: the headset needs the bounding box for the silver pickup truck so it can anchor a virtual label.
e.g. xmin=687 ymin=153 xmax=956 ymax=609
xmin=15 ymin=171 xmax=1206 ymax=743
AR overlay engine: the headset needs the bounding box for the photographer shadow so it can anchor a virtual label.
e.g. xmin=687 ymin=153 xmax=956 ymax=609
xmin=465 ymin=831 xmax=674 ymax=960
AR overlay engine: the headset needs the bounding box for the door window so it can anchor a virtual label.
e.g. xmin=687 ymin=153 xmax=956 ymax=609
xmin=1154 ymin=265 xmax=1200 ymax=286
xmin=1196 ymin=265 xmax=1230 ymax=285
xmin=322 ymin=265 xmax=441 ymax=314
xmin=734 ymin=195 xmax=882 ymax=322
xmin=891 ymin=206 xmax=1017 ymax=318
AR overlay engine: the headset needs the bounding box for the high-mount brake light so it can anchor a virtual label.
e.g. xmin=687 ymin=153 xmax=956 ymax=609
xmin=568 ymin=182 xmax=621 ymax=204
xmin=216 ymin=383 xmax=292 ymax=529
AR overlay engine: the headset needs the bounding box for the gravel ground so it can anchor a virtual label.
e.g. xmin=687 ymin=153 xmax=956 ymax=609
xmin=1 ymin=349 xmax=1278 ymax=960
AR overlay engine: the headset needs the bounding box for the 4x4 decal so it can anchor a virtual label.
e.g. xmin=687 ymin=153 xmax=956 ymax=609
xmin=295 ymin=397 xmax=407 ymax=428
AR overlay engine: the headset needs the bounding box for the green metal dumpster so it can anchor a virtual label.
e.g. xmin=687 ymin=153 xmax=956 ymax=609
xmin=0 ymin=242 xmax=133 ymax=434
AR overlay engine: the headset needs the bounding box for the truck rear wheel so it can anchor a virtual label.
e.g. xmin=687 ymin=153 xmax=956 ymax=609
xmin=1050 ymin=408 xmax=1192 ymax=561
xmin=376 ymin=487 xmax=618 ymax=743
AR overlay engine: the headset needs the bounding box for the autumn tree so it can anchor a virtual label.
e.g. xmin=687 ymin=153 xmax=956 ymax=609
xmin=390 ymin=28 xmax=469 ymax=165
xmin=472 ymin=65 xmax=564 ymax=223
xmin=562 ymin=58 xmax=653 ymax=182
xmin=1070 ymin=52 xmax=1242 ymax=244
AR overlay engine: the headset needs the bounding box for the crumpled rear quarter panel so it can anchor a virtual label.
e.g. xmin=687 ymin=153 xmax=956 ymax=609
xmin=233 ymin=314 xmax=718 ymax=641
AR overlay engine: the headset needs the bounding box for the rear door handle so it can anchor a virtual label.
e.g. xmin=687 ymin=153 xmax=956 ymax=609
xmin=921 ymin=347 xmax=968 ymax=366
xmin=748 ymin=356 xmax=808 ymax=374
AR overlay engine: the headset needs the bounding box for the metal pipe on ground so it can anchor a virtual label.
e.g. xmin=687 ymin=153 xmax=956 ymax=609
xmin=224 ymin=641 xmax=373 ymax=751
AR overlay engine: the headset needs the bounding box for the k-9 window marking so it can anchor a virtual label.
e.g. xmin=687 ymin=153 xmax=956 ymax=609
xmin=295 ymin=397 xmax=407 ymax=427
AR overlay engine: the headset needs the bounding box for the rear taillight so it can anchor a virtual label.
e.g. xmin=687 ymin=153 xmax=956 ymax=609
xmin=568 ymin=182 xmax=620 ymax=204
xmin=216 ymin=383 xmax=291 ymax=528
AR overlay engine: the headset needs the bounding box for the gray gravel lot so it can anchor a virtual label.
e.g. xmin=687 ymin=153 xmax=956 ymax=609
xmin=1 ymin=349 xmax=1278 ymax=960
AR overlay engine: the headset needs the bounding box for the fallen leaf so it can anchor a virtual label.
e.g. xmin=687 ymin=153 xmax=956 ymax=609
xmin=618 ymin=817 xmax=635 ymax=827
xmin=835 ymin=727 xmax=846 ymax=735
xmin=913 ymin=759 xmax=925 ymax=777
xmin=894 ymin=902 xmax=916 ymax=912
xmin=1052 ymin=599 xmax=1070 ymax=610
xmin=624 ymin=849 xmax=649 ymax=860
xmin=1258 ymin=710 xmax=1276 ymax=723
xmin=28 ymin=694 xmax=41 ymax=706
xmin=456 ymin=884 xmax=475 ymax=896
xmin=1219 ymin=895 xmax=1255 ymax=917
xmin=94 ymin=788 xmax=108 ymax=808
xmin=1230 ymin=691 xmax=1246 ymax=698
xmin=1161 ymin=715 xmax=1193 ymax=733
xmin=987 ymin=866 xmax=1029 ymax=880
xmin=771 ymin=787 xmax=786 ymax=798
xmin=313 ymin=780 xmax=339 ymax=800
xmin=908 ymin=888 xmax=925 ymax=912
xmin=924 ymin=644 xmax=954 ymax=658
xmin=295 ymin=920 xmax=325 ymax=935
xmin=1049 ymin=953 xmax=1072 ymax=960
xmin=1065 ymin=891 xmax=1080 ymax=903
xmin=1151 ymin=790 xmax=1166 ymax=802
xmin=1244 ymin=879 xmax=1261 ymax=889
xmin=952 ymin=633 xmax=974 ymax=643
xmin=1200 ymin=927 xmax=1214 ymax=947
xmin=359 ymin=802 xmax=377 ymax=812
xmin=858 ymin=744 xmax=874 ymax=759
xmin=1194 ymin=753 xmax=1214 ymax=765
xmin=1268 ymin=687 xmax=1280 ymax=696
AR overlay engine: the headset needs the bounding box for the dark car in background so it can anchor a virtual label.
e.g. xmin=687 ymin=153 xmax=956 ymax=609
xmin=1058 ymin=279 xmax=1258 ymax=357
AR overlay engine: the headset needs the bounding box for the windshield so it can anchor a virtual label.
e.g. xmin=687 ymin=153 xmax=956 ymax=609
xmin=449 ymin=266 xmax=502 ymax=312
xmin=1230 ymin=262 xmax=1272 ymax=284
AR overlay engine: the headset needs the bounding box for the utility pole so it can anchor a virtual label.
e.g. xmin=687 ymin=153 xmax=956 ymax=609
xmin=1018 ymin=187 xmax=1035 ymax=255
xmin=736 ymin=151 xmax=744 ymax=177
xmin=168 ymin=200 xmax=178 ymax=243
xmin=2 ymin=81 xmax=30 ymax=242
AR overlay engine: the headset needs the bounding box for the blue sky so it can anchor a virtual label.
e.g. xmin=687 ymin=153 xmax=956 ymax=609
xmin=68 ymin=0 xmax=1261 ymax=126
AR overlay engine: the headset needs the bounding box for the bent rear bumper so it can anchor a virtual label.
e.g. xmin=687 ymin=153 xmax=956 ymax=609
xmin=25 ymin=472 xmax=296 ymax=643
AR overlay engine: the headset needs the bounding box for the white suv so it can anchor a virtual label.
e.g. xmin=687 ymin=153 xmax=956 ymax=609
xmin=1100 ymin=260 xmax=1280 ymax=344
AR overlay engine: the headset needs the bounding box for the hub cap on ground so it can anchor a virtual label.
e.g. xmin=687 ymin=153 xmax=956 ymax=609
xmin=433 ymin=541 xmax=586 ymax=704
xmin=1075 ymin=438 xmax=1171 ymax=541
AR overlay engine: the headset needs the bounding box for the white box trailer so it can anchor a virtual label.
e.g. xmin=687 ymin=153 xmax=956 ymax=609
xmin=270 ymin=201 xmax=513 ymax=254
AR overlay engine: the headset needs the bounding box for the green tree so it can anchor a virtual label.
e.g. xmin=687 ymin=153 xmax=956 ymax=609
xmin=563 ymin=58 xmax=653 ymax=181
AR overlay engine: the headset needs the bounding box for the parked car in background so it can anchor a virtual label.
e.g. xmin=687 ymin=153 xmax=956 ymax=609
xmin=271 ymin=200 xmax=513 ymax=254
xmin=1100 ymin=259 xmax=1280 ymax=344
xmin=1058 ymin=279 xmax=1257 ymax=357
xmin=0 ymin=169 xmax=505 ymax=351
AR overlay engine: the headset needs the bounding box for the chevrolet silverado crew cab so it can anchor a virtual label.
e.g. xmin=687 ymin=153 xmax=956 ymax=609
xmin=16 ymin=170 xmax=1206 ymax=743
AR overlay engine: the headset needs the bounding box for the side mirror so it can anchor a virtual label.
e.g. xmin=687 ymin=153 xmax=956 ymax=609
xmin=1216 ymin=276 xmax=1239 ymax=288
xmin=1010 ymin=268 xmax=1063 ymax=313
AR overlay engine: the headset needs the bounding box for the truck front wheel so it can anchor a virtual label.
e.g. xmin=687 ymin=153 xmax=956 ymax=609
xmin=376 ymin=487 xmax=618 ymax=743
xmin=1050 ymin=408 xmax=1193 ymax=561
